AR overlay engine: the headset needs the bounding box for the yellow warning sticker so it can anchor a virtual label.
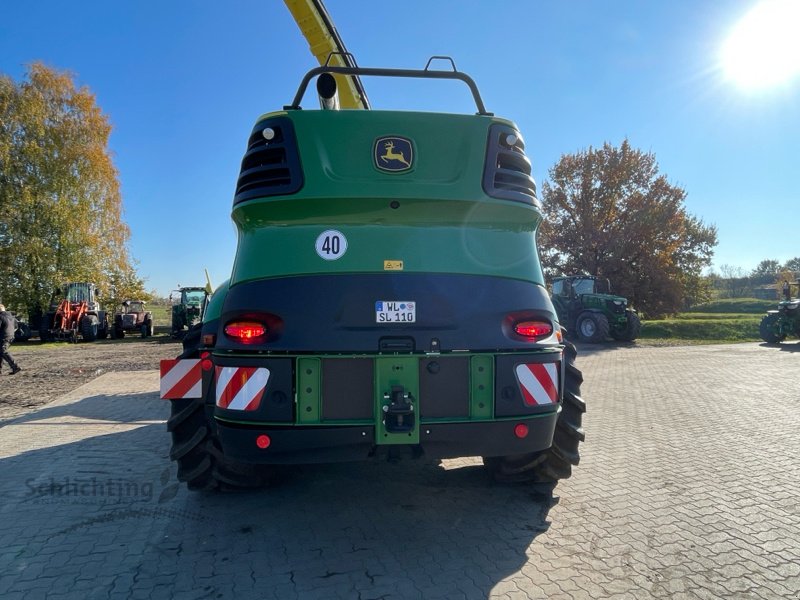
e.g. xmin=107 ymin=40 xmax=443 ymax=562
xmin=383 ymin=260 xmax=404 ymax=271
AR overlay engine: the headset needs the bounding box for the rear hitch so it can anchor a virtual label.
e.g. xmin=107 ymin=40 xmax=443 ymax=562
xmin=383 ymin=385 xmax=415 ymax=433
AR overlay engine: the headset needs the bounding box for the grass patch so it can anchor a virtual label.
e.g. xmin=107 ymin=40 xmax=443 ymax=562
xmin=670 ymin=312 xmax=759 ymax=321
xmin=641 ymin=297 xmax=774 ymax=342
xmin=686 ymin=298 xmax=774 ymax=314
xmin=640 ymin=317 xmax=761 ymax=342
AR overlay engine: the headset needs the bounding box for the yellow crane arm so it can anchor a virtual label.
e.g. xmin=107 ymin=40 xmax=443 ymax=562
xmin=283 ymin=0 xmax=370 ymax=109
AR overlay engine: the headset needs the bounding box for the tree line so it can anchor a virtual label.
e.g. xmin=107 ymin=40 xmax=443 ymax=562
xmin=0 ymin=63 xmax=146 ymax=323
xmin=709 ymin=259 xmax=800 ymax=299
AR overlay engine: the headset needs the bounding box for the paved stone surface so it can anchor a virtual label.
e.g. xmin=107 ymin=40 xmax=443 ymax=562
xmin=0 ymin=342 xmax=798 ymax=599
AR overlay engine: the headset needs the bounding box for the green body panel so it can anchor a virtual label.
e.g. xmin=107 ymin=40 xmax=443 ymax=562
xmin=297 ymin=357 xmax=321 ymax=424
xmin=203 ymin=279 xmax=229 ymax=322
xmin=230 ymin=110 xmax=544 ymax=286
xmin=259 ymin=111 xmax=496 ymax=201
xmin=469 ymin=355 xmax=494 ymax=420
xmin=232 ymin=199 xmax=542 ymax=284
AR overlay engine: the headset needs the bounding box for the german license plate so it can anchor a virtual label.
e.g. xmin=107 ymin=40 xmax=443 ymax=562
xmin=375 ymin=301 xmax=416 ymax=323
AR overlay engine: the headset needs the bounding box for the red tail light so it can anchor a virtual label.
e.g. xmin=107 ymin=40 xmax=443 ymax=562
xmin=513 ymin=320 xmax=553 ymax=339
xmin=224 ymin=321 xmax=267 ymax=341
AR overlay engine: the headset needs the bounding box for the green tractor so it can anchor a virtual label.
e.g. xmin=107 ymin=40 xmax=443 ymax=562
xmin=170 ymin=287 xmax=209 ymax=338
xmin=759 ymin=283 xmax=800 ymax=343
xmin=551 ymin=275 xmax=640 ymax=343
xmin=160 ymin=59 xmax=585 ymax=492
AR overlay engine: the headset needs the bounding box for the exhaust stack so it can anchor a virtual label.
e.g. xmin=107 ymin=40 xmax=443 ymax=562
xmin=317 ymin=72 xmax=340 ymax=110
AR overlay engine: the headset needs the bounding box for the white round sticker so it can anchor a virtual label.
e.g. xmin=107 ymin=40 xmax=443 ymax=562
xmin=315 ymin=230 xmax=348 ymax=260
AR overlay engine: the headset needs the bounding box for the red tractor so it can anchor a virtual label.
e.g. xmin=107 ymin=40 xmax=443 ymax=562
xmin=112 ymin=300 xmax=154 ymax=338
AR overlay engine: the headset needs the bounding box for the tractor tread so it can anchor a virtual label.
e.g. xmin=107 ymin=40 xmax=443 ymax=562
xmin=483 ymin=342 xmax=584 ymax=485
xmin=170 ymin=426 xmax=208 ymax=461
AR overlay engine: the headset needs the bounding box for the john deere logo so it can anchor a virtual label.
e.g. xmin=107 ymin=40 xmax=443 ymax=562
xmin=374 ymin=136 xmax=413 ymax=172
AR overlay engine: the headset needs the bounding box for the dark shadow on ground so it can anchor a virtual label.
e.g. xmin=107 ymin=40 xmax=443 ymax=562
xmin=0 ymin=391 xmax=164 ymax=428
xmin=0 ymin=395 xmax=557 ymax=599
xmin=760 ymin=341 xmax=800 ymax=352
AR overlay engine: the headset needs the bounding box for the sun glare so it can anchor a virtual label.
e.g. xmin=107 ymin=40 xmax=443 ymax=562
xmin=722 ymin=0 xmax=800 ymax=89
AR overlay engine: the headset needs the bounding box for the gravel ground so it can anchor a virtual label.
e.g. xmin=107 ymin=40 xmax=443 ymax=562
xmin=0 ymin=334 xmax=183 ymax=423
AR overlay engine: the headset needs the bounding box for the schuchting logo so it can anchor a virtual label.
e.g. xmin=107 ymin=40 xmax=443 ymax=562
xmin=374 ymin=136 xmax=413 ymax=172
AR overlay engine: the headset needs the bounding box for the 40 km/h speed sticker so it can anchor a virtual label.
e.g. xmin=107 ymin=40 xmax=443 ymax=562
xmin=315 ymin=230 xmax=348 ymax=260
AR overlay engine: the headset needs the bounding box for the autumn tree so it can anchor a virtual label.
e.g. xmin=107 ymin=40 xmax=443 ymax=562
xmin=539 ymin=140 xmax=717 ymax=317
xmin=0 ymin=63 xmax=146 ymax=321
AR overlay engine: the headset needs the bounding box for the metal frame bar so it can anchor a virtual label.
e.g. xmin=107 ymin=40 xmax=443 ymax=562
xmin=286 ymin=60 xmax=491 ymax=115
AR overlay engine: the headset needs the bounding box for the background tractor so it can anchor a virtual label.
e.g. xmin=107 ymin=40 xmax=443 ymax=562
xmin=112 ymin=300 xmax=154 ymax=338
xmin=759 ymin=281 xmax=800 ymax=343
xmin=551 ymin=275 xmax=640 ymax=343
xmin=39 ymin=282 xmax=109 ymax=343
xmin=170 ymin=287 xmax=209 ymax=338
xmin=11 ymin=311 xmax=32 ymax=342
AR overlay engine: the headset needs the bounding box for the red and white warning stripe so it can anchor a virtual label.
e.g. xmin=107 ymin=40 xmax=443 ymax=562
xmin=515 ymin=362 xmax=559 ymax=406
xmin=160 ymin=359 xmax=202 ymax=399
xmin=215 ymin=366 xmax=271 ymax=411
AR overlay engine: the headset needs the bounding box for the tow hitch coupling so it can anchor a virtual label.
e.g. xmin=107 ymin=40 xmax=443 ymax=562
xmin=383 ymin=386 xmax=415 ymax=433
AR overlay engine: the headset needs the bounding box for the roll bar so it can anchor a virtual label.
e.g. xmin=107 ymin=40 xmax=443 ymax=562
xmin=285 ymin=54 xmax=492 ymax=116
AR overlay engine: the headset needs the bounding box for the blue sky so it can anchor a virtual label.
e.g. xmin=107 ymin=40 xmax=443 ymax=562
xmin=2 ymin=1 xmax=798 ymax=295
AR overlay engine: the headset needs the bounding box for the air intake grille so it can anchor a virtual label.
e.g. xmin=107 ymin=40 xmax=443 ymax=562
xmin=482 ymin=124 xmax=538 ymax=206
xmin=234 ymin=117 xmax=303 ymax=204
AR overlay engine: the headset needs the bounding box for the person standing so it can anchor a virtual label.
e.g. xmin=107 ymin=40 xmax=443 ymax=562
xmin=783 ymin=279 xmax=791 ymax=301
xmin=0 ymin=304 xmax=22 ymax=375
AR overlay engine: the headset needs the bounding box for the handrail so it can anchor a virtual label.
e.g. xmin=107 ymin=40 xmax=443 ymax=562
xmin=285 ymin=59 xmax=492 ymax=115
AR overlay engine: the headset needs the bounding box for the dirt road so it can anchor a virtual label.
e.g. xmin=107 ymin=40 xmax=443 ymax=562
xmin=0 ymin=335 xmax=182 ymax=423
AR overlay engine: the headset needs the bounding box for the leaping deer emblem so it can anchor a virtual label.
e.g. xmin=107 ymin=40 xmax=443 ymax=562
xmin=380 ymin=141 xmax=411 ymax=168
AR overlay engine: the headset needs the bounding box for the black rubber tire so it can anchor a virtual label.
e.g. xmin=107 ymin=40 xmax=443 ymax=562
xmin=483 ymin=341 xmax=585 ymax=484
xmin=611 ymin=310 xmax=641 ymax=342
xmin=115 ymin=325 xmax=125 ymax=339
xmin=167 ymin=328 xmax=276 ymax=491
xmin=576 ymin=311 xmax=610 ymax=343
xmin=168 ymin=398 xmax=277 ymax=491
xmin=759 ymin=313 xmax=786 ymax=343
xmin=141 ymin=319 xmax=153 ymax=338
xmin=80 ymin=315 xmax=99 ymax=342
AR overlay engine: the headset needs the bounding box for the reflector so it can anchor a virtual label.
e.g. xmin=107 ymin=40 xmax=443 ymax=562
xmin=256 ymin=434 xmax=271 ymax=449
xmin=514 ymin=423 xmax=529 ymax=438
